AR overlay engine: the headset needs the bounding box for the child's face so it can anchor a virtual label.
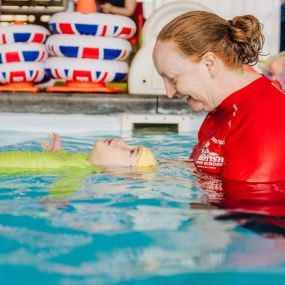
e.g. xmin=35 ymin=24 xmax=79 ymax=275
xmin=90 ymin=138 xmax=143 ymax=166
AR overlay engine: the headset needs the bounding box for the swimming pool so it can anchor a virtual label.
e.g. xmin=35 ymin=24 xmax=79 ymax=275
xmin=0 ymin=114 xmax=285 ymax=285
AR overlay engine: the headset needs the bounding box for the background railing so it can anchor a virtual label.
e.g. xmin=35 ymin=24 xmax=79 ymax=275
xmin=0 ymin=0 xmax=68 ymax=27
xmin=0 ymin=0 xmax=67 ymax=14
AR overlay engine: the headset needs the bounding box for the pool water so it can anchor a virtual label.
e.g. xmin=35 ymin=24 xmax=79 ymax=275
xmin=0 ymin=131 xmax=285 ymax=285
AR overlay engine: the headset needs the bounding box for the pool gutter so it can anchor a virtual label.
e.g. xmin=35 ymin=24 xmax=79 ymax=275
xmin=0 ymin=92 xmax=194 ymax=115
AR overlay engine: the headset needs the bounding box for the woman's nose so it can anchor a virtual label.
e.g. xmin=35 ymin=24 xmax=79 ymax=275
xmin=165 ymin=81 xmax=177 ymax=99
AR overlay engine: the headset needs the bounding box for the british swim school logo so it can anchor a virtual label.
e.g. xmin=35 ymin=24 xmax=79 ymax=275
xmin=196 ymin=138 xmax=224 ymax=173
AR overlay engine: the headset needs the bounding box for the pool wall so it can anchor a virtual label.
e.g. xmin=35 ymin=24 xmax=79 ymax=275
xmin=0 ymin=92 xmax=205 ymax=135
xmin=0 ymin=112 xmax=204 ymax=135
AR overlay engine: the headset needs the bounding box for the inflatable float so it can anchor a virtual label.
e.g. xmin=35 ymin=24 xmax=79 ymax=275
xmin=46 ymin=34 xmax=131 ymax=60
xmin=0 ymin=24 xmax=50 ymax=44
xmin=0 ymin=43 xmax=48 ymax=63
xmin=45 ymin=0 xmax=134 ymax=93
xmin=0 ymin=24 xmax=49 ymax=92
xmin=44 ymin=57 xmax=128 ymax=92
xmin=45 ymin=57 xmax=128 ymax=82
xmin=49 ymin=12 xmax=136 ymax=39
xmin=0 ymin=62 xmax=45 ymax=84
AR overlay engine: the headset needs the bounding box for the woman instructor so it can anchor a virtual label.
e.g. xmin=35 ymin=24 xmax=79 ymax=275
xmin=153 ymin=11 xmax=285 ymax=183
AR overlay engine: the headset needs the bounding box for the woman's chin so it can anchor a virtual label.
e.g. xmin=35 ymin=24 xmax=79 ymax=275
xmin=187 ymin=99 xmax=204 ymax=112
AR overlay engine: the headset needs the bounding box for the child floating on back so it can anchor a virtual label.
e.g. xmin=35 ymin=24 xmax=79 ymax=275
xmin=0 ymin=133 xmax=157 ymax=173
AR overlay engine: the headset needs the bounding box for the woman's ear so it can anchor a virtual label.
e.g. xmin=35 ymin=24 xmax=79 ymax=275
xmin=202 ymin=52 xmax=218 ymax=79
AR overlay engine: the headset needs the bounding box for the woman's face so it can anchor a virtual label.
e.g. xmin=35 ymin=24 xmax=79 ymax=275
xmin=90 ymin=138 xmax=143 ymax=166
xmin=153 ymin=40 xmax=216 ymax=112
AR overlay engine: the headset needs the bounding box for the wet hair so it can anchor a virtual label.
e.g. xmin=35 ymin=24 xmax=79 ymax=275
xmin=157 ymin=10 xmax=265 ymax=68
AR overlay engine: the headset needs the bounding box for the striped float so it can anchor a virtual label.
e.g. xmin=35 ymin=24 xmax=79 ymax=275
xmin=46 ymin=34 xmax=132 ymax=60
xmin=0 ymin=24 xmax=50 ymax=44
xmin=0 ymin=43 xmax=48 ymax=64
xmin=44 ymin=57 xmax=128 ymax=83
xmin=49 ymin=12 xmax=136 ymax=39
xmin=0 ymin=62 xmax=45 ymax=84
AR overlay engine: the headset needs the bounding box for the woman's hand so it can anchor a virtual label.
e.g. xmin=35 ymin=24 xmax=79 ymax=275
xmin=100 ymin=3 xmax=113 ymax=14
xmin=42 ymin=133 xmax=62 ymax=153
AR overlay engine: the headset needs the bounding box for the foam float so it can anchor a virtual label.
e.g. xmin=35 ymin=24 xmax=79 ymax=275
xmin=0 ymin=43 xmax=48 ymax=63
xmin=45 ymin=57 xmax=128 ymax=92
xmin=0 ymin=62 xmax=45 ymax=91
xmin=0 ymin=24 xmax=49 ymax=45
xmin=45 ymin=0 xmax=135 ymax=93
xmin=49 ymin=12 xmax=136 ymax=39
xmin=46 ymin=34 xmax=131 ymax=60
xmin=0 ymin=23 xmax=49 ymax=92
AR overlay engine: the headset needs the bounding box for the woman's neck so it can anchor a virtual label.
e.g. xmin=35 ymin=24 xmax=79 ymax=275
xmin=213 ymin=66 xmax=261 ymax=108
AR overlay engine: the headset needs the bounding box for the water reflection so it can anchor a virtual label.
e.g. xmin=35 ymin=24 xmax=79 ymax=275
xmin=192 ymin=177 xmax=285 ymax=270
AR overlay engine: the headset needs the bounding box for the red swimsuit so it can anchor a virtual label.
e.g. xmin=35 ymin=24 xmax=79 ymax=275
xmin=190 ymin=76 xmax=285 ymax=182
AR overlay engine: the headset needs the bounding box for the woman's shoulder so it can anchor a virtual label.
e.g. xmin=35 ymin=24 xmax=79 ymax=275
xmin=251 ymin=80 xmax=285 ymax=114
xmin=239 ymin=76 xmax=285 ymax=116
xmin=226 ymin=80 xmax=285 ymax=138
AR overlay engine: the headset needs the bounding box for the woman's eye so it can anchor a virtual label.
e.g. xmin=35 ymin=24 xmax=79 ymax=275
xmin=130 ymin=150 xmax=135 ymax=155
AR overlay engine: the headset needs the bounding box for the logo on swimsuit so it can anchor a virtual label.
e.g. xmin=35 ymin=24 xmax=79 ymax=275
xmin=195 ymin=137 xmax=224 ymax=174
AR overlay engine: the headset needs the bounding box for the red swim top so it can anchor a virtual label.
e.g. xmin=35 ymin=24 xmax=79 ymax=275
xmin=190 ymin=75 xmax=285 ymax=182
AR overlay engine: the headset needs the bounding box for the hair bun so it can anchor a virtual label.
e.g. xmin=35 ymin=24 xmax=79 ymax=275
xmin=228 ymin=20 xmax=234 ymax=27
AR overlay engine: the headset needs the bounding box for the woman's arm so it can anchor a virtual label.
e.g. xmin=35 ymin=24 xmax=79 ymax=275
xmin=100 ymin=0 xmax=137 ymax=17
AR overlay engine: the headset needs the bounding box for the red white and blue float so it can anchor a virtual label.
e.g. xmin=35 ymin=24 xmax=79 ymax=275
xmin=49 ymin=12 xmax=136 ymax=39
xmin=45 ymin=57 xmax=128 ymax=82
xmin=46 ymin=34 xmax=131 ymax=60
xmin=0 ymin=24 xmax=49 ymax=45
xmin=45 ymin=0 xmax=136 ymax=93
xmin=0 ymin=62 xmax=45 ymax=84
xmin=0 ymin=24 xmax=50 ymax=92
xmin=0 ymin=43 xmax=48 ymax=64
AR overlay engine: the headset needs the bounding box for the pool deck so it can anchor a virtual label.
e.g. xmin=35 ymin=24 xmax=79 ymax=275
xmin=0 ymin=92 xmax=194 ymax=115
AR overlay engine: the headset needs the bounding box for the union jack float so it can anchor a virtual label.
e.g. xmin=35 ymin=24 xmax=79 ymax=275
xmin=49 ymin=12 xmax=136 ymax=39
xmin=0 ymin=25 xmax=49 ymax=89
xmin=0 ymin=62 xmax=45 ymax=84
xmin=44 ymin=57 xmax=128 ymax=83
xmin=0 ymin=43 xmax=48 ymax=64
xmin=46 ymin=34 xmax=131 ymax=60
xmin=0 ymin=24 xmax=50 ymax=44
